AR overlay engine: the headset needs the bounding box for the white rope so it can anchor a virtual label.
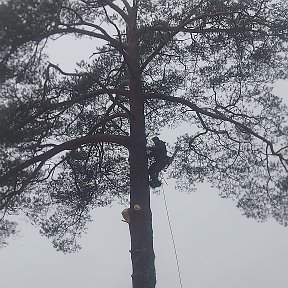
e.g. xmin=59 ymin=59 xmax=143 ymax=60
xmin=161 ymin=180 xmax=183 ymax=288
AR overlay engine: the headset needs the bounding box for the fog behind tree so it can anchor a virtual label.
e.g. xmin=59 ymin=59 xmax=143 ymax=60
xmin=0 ymin=1 xmax=288 ymax=287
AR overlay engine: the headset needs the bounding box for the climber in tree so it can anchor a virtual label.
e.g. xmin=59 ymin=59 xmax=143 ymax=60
xmin=147 ymin=137 xmax=169 ymax=188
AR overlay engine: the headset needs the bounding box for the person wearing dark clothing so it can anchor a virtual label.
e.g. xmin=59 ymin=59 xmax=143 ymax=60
xmin=147 ymin=137 xmax=168 ymax=188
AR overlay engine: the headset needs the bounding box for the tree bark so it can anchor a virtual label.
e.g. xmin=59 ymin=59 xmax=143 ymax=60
xmin=127 ymin=7 xmax=156 ymax=288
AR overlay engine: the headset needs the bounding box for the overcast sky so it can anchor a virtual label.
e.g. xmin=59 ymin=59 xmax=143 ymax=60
xmin=1 ymin=30 xmax=288 ymax=288
xmin=1 ymin=181 xmax=288 ymax=288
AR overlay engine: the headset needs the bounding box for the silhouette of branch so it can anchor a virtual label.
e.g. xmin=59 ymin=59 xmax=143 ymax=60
xmin=0 ymin=134 xmax=128 ymax=185
xmin=145 ymin=92 xmax=288 ymax=166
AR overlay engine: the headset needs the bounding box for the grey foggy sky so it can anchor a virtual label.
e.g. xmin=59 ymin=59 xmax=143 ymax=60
xmin=1 ymin=22 xmax=288 ymax=288
xmin=1 ymin=182 xmax=288 ymax=288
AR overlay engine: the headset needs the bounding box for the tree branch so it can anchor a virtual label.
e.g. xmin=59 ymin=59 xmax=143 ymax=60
xmin=0 ymin=134 xmax=129 ymax=184
xmin=99 ymin=0 xmax=129 ymax=22
xmin=119 ymin=0 xmax=131 ymax=11
xmin=10 ymin=26 xmax=124 ymax=56
xmin=140 ymin=6 xmax=237 ymax=71
xmin=87 ymin=113 xmax=130 ymax=135
xmin=145 ymin=93 xmax=285 ymax=159
xmin=141 ymin=26 xmax=253 ymax=35
xmin=13 ymin=73 xmax=128 ymax=132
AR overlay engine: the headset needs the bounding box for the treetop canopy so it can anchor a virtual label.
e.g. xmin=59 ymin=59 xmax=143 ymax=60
xmin=0 ymin=0 xmax=288 ymax=251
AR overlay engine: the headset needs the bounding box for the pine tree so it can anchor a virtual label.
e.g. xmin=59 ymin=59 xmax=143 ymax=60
xmin=0 ymin=1 xmax=288 ymax=287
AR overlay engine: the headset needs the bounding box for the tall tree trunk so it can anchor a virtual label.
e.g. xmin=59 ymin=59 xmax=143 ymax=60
xmin=128 ymin=110 xmax=156 ymax=288
xmin=127 ymin=7 xmax=156 ymax=288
